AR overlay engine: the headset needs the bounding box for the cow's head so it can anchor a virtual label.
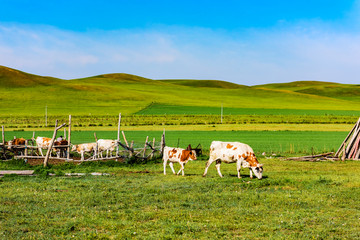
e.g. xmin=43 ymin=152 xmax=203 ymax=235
xmin=185 ymin=144 xmax=197 ymax=161
xmin=181 ymin=149 xmax=197 ymax=162
xmin=7 ymin=140 xmax=13 ymax=149
xmin=246 ymin=152 xmax=263 ymax=179
xmin=189 ymin=150 xmax=197 ymax=161
xmin=251 ymin=163 xmax=263 ymax=179
xmin=71 ymin=145 xmax=77 ymax=151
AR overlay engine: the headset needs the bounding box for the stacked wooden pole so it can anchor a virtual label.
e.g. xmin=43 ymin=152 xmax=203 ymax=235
xmin=335 ymin=117 xmax=360 ymax=160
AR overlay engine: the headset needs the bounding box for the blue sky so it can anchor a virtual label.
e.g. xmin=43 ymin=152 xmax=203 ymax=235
xmin=1 ymin=0 xmax=359 ymax=85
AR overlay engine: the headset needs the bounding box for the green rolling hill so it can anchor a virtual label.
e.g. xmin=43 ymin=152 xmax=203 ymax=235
xmin=1 ymin=65 xmax=360 ymax=117
xmin=254 ymin=81 xmax=360 ymax=101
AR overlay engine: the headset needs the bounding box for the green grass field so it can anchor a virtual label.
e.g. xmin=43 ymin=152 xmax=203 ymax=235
xmin=136 ymin=103 xmax=360 ymax=116
xmin=3 ymin=130 xmax=347 ymax=155
xmin=1 ymin=159 xmax=360 ymax=239
xmin=2 ymin=66 xmax=360 ymax=117
xmin=2 ymin=66 xmax=360 ymax=238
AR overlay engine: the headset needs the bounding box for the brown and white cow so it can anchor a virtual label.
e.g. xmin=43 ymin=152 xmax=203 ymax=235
xmin=35 ymin=137 xmax=52 ymax=156
xmin=7 ymin=138 xmax=26 ymax=155
xmin=163 ymin=146 xmax=197 ymax=176
xmin=54 ymin=140 xmax=68 ymax=158
xmin=203 ymin=141 xmax=263 ymax=179
xmin=71 ymin=142 xmax=97 ymax=161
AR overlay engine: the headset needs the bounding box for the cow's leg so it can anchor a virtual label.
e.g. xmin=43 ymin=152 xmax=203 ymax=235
xmin=81 ymin=151 xmax=84 ymax=161
xmin=215 ymin=159 xmax=223 ymax=177
xmin=169 ymin=162 xmax=176 ymax=174
xmin=250 ymin=169 xmax=253 ymax=179
xmin=177 ymin=162 xmax=185 ymax=176
xmin=203 ymin=157 xmax=215 ymax=177
xmin=236 ymin=160 xmax=242 ymax=179
xmin=163 ymin=158 xmax=168 ymax=175
xmin=38 ymin=147 xmax=44 ymax=156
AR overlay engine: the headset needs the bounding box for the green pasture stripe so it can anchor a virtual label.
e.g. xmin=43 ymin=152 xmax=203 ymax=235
xmin=6 ymin=130 xmax=347 ymax=155
xmin=136 ymin=103 xmax=360 ymax=116
xmin=1 ymin=160 xmax=360 ymax=239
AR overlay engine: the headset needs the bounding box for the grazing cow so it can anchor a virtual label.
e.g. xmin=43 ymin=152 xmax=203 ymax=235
xmin=35 ymin=137 xmax=52 ymax=156
xmin=7 ymin=138 xmax=26 ymax=155
xmin=97 ymin=139 xmax=117 ymax=158
xmin=203 ymin=141 xmax=263 ymax=179
xmin=54 ymin=140 xmax=68 ymax=158
xmin=71 ymin=142 xmax=97 ymax=161
xmin=163 ymin=146 xmax=197 ymax=176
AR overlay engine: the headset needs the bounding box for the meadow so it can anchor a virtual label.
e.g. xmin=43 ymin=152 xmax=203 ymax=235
xmin=2 ymin=66 xmax=360 ymax=238
xmin=2 ymin=66 xmax=360 ymax=118
xmin=3 ymin=130 xmax=347 ymax=155
xmin=1 ymin=159 xmax=360 ymax=239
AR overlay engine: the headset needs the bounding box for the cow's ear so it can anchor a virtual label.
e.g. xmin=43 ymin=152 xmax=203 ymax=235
xmin=186 ymin=144 xmax=192 ymax=151
xmin=258 ymin=164 xmax=263 ymax=167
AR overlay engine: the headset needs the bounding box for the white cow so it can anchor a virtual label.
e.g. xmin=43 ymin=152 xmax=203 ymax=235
xmin=203 ymin=141 xmax=263 ymax=179
xmin=97 ymin=139 xmax=117 ymax=158
xmin=163 ymin=146 xmax=197 ymax=176
xmin=71 ymin=143 xmax=97 ymax=161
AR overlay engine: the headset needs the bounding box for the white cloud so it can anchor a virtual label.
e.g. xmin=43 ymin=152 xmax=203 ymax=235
xmin=1 ymin=21 xmax=360 ymax=84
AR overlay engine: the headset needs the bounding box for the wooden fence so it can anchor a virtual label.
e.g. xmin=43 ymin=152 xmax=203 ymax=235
xmin=0 ymin=114 xmax=166 ymax=165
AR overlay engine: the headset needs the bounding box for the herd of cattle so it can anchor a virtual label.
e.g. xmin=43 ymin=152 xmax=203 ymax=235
xmin=6 ymin=137 xmax=117 ymax=160
xmin=5 ymin=137 xmax=263 ymax=179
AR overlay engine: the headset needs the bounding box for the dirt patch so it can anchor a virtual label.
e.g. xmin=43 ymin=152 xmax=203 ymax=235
xmin=25 ymin=158 xmax=80 ymax=166
xmin=24 ymin=157 xmax=124 ymax=166
xmin=127 ymin=170 xmax=151 ymax=174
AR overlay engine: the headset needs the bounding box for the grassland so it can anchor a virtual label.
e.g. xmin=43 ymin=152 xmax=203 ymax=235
xmin=0 ymin=111 xmax=358 ymax=132
xmin=3 ymin=130 xmax=347 ymax=155
xmin=136 ymin=103 xmax=360 ymax=116
xmin=2 ymin=66 xmax=360 ymax=238
xmin=1 ymin=159 xmax=360 ymax=239
xmin=2 ymin=65 xmax=360 ymax=118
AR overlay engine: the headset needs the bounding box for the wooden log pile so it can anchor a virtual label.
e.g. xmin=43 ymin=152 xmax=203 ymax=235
xmin=285 ymin=152 xmax=337 ymax=162
xmin=335 ymin=117 xmax=360 ymax=160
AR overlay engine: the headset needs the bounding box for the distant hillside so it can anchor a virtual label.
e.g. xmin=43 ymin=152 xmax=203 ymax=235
xmin=0 ymin=65 xmax=61 ymax=87
xmin=255 ymin=81 xmax=360 ymax=101
xmin=74 ymin=73 xmax=154 ymax=84
xmin=1 ymin=66 xmax=360 ymax=117
xmin=159 ymin=79 xmax=246 ymax=89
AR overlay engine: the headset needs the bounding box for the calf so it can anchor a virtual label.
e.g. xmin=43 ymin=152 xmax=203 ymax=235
xmin=203 ymin=141 xmax=263 ymax=179
xmin=163 ymin=146 xmax=197 ymax=176
xmin=71 ymin=143 xmax=97 ymax=161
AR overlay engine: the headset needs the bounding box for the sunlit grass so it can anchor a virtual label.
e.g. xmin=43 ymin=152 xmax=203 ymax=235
xmin=1 ymin=159 xmax=360 ymax=239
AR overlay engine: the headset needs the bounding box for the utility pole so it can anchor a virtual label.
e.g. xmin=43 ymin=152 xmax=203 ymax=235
xmin=221 ymin=103 xmax=223 ymax=124
xmin=45 ymin=105 xmax=48 ymax=127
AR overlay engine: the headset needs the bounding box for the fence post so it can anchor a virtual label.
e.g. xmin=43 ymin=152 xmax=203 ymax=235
xmin=24 ymin=140 xmax=28 ymax=157
xmin=2 ymin=126 xmax=4 ymax=156
xmin=130 ymin=141 xmax=134 ymax=158
xmin=117 ymin=113 xmax=121 ymax=157
xmin=143 ymin=136 xmax=149 ymax=158
xmin=67 ymin=115 xmax=72 ymax=160
xmin=94 ymin=132 xmax=98 ymax=160
xmin=150 ymin=137 xmax=156 ymax=159
xmin=161 ymin=129 xmax=166 ymax=156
